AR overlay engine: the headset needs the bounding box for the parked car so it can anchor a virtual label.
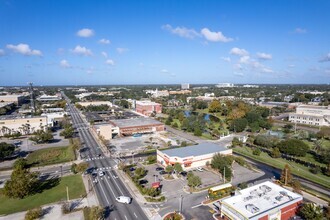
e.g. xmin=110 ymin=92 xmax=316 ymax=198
xmin=180 ymin=171 xmax=187 ymax=177
xmin=159 ymin=170 xmax=168 ymax=175
xmin=196 ymin=167 xmax=203 ymax=172
xmin=156 ymin=167 xmax=164 ymax=171
xmin=116 ymin=196 xmax=132 ymax=204
xmin=132 ymin=133 xmax=142 ymax=137
xmin=129 ymin=167 xmax=136 ymax=172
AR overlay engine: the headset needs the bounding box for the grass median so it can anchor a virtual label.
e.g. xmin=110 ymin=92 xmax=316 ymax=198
xmin=26 ymin=146 xmax=76 ymax=167
xmin=0 ymin=174 xmax=86 ymax=215
xmin=233 ymin=146 xmax=330 ymax=189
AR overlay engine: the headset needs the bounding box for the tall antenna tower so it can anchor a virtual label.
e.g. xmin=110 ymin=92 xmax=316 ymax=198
xmin=28 ymin=82 xmax=36 ymax=114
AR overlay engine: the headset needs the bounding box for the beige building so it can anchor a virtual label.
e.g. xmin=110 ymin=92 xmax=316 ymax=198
xmin=77 ymin=101 xmax=113 ymax=107
xmin=0 ymin=116 xmax=48 ymax=136
xmin=289 ymin=105 xmax=330 ymax=126
xmin=0 ymin=95 xmax=26 ymax=105
xmin=93 ymin=123 xmax=117 ymax=140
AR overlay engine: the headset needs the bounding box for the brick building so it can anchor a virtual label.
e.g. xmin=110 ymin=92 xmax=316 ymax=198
xmin=135 ymin=101 xmax=162 ymax=116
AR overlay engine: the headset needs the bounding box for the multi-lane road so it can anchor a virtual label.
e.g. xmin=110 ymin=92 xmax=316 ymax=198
xmin=63 ymin=93 xmax=148 ymax=220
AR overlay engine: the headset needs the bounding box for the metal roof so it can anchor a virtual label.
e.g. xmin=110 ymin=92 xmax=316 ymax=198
xmin=110 ymin=117 xmax=163 ymax=128
xmin=160 ymin=142 xmax=229 ymax=158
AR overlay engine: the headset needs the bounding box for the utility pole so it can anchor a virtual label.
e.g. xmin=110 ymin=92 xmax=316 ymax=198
xmin=179 ymin=195 xmax=183 ymax=214
xmin=285 ymin=168 xmax=288 ymax=185
xmin=223 ymin=167 xmax=226 ymax=183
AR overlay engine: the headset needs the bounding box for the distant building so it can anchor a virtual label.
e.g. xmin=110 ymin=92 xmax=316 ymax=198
xmin=0 ymin=116 xmax=48 ymax=136
xmin=109 ymin=118 xmax=164 ymax=137
xmin=289 ymin=105 xmax=330 ymax=126
xmin=0 ymin=94 xmax=26 ymax=105
xmin=145 ymin=89 xmax=169 ymax=98
xmin=37 ymin=94 xmax=62 ymax=101
xmin=75 ymin=92 xmax=94 ymax=100
xmin=242 ymin=84 xmax=259 ymax=88
xmin=204 ymin=93 xmax=215 ymax=97
xmin=93 ymin=123 xmax=115 ymax=140
xmin=169 ymin=90 xmax=191 ymax=95
xmin=157 ymin=143 xmax=232 ymax=170
xmin=181 ymin=83 xmax=190 ymax=90
xmin=221 ymin=181 xmax=302 ymax=220
xmin=135 ymin=101 xmax=162 ymax=116
xmin=284 ymin=95 xmax=294 ymax=102
xmin=77 ymin=101 xmax=113 ymax=107
xmin=216 ymin=83 xmax=234 ymax=88
xmin=258 ymin=102 xmax=287 ymax=109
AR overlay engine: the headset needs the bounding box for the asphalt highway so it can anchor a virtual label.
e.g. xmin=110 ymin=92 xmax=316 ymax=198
xmin=63 ymin=92 xmax=148 ymax=220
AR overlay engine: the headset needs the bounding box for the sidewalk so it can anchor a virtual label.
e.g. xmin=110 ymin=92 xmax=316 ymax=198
xmin=284 ymin=186 xmax=328 ymax=206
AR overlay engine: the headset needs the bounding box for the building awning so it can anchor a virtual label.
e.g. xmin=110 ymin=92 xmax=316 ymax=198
xmin=152 ymin=182 xmax=161 ymax=188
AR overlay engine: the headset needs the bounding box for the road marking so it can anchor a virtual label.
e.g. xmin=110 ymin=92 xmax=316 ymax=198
xmin=98 ymin=178 xmax=110 ymax=205
xmin=110 ymin=171 xmax=124 ymax=195
xmin=134 ymin=212 xmax=138 ymax=218
xmin=103 ymin=175 xmax=117 ymax=198
xmin=191 ymin=204 xmax=202 ymax=209
xmin=124 ymin=215 xmax=128 ymax=220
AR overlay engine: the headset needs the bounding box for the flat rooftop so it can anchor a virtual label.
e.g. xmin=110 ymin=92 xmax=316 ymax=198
xmin=297 ymin=105 xmax=329 ymax=110
xmin=160 ymin=142 xmax=229 ymax=158
xmin=0 ymin=115 xmax=47 ymax=120
xmin=136 ymin=100 xmax=161 ymax=106
xmin=222 ymin=181 xmax=302 ymax=219
xmin=0 ymin=102 xmax=14 ymax=108
xmin=110 ymin=117 xmax=163 ymax=128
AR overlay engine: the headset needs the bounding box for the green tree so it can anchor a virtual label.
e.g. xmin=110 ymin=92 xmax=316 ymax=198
xmin=25 ymin=207 xmax=42 ymax=220
xmin=299 ymin=203 xmax=323 ymax=220
xmin=165 ymin=165 xmax=174 ymax=177
xmin=232 ymin=137 xmax=242 ymax=147
xmin=71 ymin=163 xmax=78 ymax=174
xmin=173 ymin=163 xmax=183 ymax=173
xmin=0 ymin=142 xmax=15 ymax=160
xmin=29 ymin=129 xmax=53 ymax=144
xmin=292 ymin=179 xmax=302 ymax=195
xmin=14 ymin=158 xmax=28 ymax=169
xmin=245 ymin=111 xmax=261 ymax=124
xmin=76 ymin=162 xmax=89 ymax=173
xmin=193 ymin=127 xmax=202 ymax=136
xmin=88 ymin=206 xmax=105 ymax=220
xmin=278 ymin=139 xmax=309 ymax=157
xmin=146 ymin=155 xmax=156 ymax=164
xmin=229 ymin=118 xmax=248 ymax=132
xmin=4 ymin=166 xmax=38 ymax=198
xmin=211 ymin=153 xmax=234 ymax=179
xmin=60 ymin=125 xmax=74 ymax=138
xmin=187 ymin=175 xmax=202 ymax=189
xmin=135 ymin=167 xmax=147 ymax=178
xmin=271 ymin=147 xmax=281 ymax=158
xmin=280 ymin=164 xmax=292 ymax=185
xmin=249 ymin=122 xmax=260 ymax=132
xmin=252 ymin=148 xmax=261 ymax=156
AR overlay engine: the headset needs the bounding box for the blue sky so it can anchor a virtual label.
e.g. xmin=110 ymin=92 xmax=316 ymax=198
xmin=0 ymin=0 xmax=330 ymax=86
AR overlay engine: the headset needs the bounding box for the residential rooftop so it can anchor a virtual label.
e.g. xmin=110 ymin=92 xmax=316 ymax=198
xmin=110 ymin=117 xmax=163 ymax=128
xmin=222 ymin=181 xmax=302 ymax=219
xmin=160 ymin=142 xmax=229 ymax=158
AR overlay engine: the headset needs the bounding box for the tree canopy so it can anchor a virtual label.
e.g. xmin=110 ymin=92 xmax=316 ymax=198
xmin=0 ymin=142 xmax=15 ymax=160
xmin=278 ymin=139 xmax=309 ymax=157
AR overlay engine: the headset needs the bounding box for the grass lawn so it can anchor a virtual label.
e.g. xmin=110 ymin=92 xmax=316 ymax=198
xmin=233 ymin=146 xmax=330 ymax=189
xmin=321 ymin=139 xmax=330 ymax=150
xmin=26 ymin=146 xmax=76 ymax=167
xmin=0 ymin=174 xmax=86 ymax=215
xmin=171 ymin=119 xmax=181 ymax=129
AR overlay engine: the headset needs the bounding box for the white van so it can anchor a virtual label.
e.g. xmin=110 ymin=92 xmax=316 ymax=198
xmin=115 ymin=196 xmax=132 ymax=204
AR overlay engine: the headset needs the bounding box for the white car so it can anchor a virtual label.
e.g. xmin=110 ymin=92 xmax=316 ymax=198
xmin=196 ymin=167 xmax=203 ymax=172
xmin=99 ymin=171 xmax=105 ymax=177
xmin=116 ymin=196 xmax=132 ymax=204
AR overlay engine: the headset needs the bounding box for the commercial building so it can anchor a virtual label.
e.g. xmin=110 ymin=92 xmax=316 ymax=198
xmin=145 ymin=89 xmax=169 ymax=98
xmin=41 ymin=112 xmax=66 ymax=126
xmin=37 ymin=94 xmax=62 ymax=101
xmin=109 ymin=118 xmax=164 ymax=137
xmin=0 ymin=94 xmax=26 ymax=105
xmin=216 ymin=83 xmax=234 ymax=88
xmin=77 ymin=101 xmax=113 ymax=107
xmin=0 ymin=116 xmax=48 ymax=136
xmin=169 ymin=90 xmax=192 ymax=95
xmin=181 ymin=83 xmax=190 ymax=90
xmin=135 ymin=101 xmax=162 ymax=116
xmin=93 ymin=123 xmax=117 ymax=140
xmin=289 ymin=105 xmax=330 ymax=126
xmin=221 ymin=181 xmax=302 ymax=220
xmin=157 ymin=143 xmax=232 ymax=170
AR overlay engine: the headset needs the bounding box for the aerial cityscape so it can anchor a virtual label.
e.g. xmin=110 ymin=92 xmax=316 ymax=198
xmin=0 ymin=0 xmax=329 ymax=220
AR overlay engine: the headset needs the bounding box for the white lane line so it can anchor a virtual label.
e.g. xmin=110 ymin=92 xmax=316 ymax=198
xmin=98 ymin=178 xmax=110 ymax=205
xmin=110 ymin=170 xmax=124 ymax=195
xmin=134 ymin=212 xmax=138 ymax=218
xmin=124 ymin=215 xmax=128 ymax=220
xmin=191 ymin=203 xmax=202 ymax=209
xmin=103 ymin=174 xmax=117 ymax=198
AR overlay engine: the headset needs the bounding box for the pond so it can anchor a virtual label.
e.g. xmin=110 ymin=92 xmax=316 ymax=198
xmin=184 ymin=110 xmax=220 ymax=123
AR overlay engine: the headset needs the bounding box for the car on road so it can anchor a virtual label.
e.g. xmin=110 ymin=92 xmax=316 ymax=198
xmin=159 ymin=170 xmax=168 ymax=175
xmin=196 ymin=167 xmax=203 ymax=172
xmin=155 ymin=167 xmax=164 ymax=171
xmin=116 ymin=196 xmax=132 ymax=204
xmin=180 ymin=171 xmax=187 ymax=177
xmin=99 ymin=171 xmax=105 ymax=177
xmin=132 ymin=133 xmax=142 ymax=137
xmin=91 ymin=172 xmax=97 ymax=178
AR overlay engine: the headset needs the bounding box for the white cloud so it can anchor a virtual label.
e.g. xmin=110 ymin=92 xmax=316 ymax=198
xmin=99 ymin=38 xmax=110 ymax=44
xmin=233 ymin=63 xmax=243 ymax=70
xmin=162 ymin=24 xmax=200 ymax=39
xmin=139 ymin=62 xmax=144 ymax=67
xmin=319 ymin=53 xmax=330 ymax=62
xmin=161 ymin=69 xmax=169 ymax=73
xmin=221 ymin=57 xmax=231 ymax=62
xmin=200 ymin=28 xmax=233 ymax=42
xmin=260 ymin=67 xmax=274 ymax=73
xmin=60 ymin=59 xmax=70 ymax=68
xmin=105 ymin=59 xmax=115 ymax=65
xmin=6 ymin=43 xmax=42 ymax=56
xmin=0 ymin=49 xmax=5 ymax=56
xmin=239 ymin=56 xmax=250 ymax=64
xmin=257 ymin=52 xmax=272 ymax=60
xmin=233 ymin=72 xmax=244 ymax=77
xmin=293 ymin=28 xmax=307 ymax=34
xmin=101 ymin=51 xmax=108 ymax=58
xmin=116 ymin=48 xmax=129 ymax=54
xmin=77 ymin=28 xmax=94 ymax=37
xmin=288 ymin=64 xmax=295 ymax=68
xmin=230 ymin=47 xmax=249 ymax=56
xmin=71 ymin=45 xmax=93 ymax=56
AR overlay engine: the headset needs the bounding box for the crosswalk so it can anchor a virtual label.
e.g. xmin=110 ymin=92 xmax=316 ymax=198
xmin=84 ymin=156 xmax=106 ymax=161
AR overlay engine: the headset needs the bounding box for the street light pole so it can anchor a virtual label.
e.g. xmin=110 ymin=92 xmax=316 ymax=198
xmin=179 ymin=195 xmax=183 ymax=213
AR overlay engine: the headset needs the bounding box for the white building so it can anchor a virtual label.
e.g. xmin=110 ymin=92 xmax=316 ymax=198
xmin=289 ymin=105 xmax=330 ymax=126
xmin=221 ymin=181 xmax=302 ymax=220
xmin=181 ymin=83 xmax=190 ymax=90
xmin=145 ymin=89 xmax=169 ymax=98
xmin=0 ymin=116 xmax=48 ymax=136
xmin=216 ymin=83 xmax=234 ymax=88
xmin=37 ymin=94 xmax=62 ymax=101
xmin=77 ymin=101 xmax=113 ymax=107
xmin=157 ymin=143 xmax=232 ymax=170
xmin=41 ymin=112 xmax=66 ymax=126
xmin=242 ymin=84 xmax=259 ymax=88
xmin=204 ymin=93 xmax=215 ymax=97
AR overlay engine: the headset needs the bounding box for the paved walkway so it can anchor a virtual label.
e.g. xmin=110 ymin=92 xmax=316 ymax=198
xmin=165 ymin=125 xmax=202 ymax=143
xmin=283 ymin=186 xmax=328 ymax=207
